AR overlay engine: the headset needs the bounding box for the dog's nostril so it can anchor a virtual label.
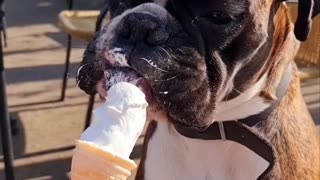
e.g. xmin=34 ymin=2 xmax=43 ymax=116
xmin=119 ymin=22 xmax=131 ymax=38
xmin=147 ymin=27 xmax=169 ymax=46
xmin=119 ymin=12 xmax=168 ymax=46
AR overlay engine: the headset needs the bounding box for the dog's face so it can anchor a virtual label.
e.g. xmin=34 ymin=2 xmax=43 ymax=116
xmin=76 ymin=0 xmax=315 ymax=130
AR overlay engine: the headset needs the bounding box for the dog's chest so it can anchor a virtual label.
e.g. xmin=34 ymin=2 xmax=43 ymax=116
xmin=144 ymin=122 xmax=269 ymax=180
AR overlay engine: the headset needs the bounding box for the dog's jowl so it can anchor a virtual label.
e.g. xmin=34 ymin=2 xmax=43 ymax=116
xmin=77 ymin=0 xmax=320 ymax=179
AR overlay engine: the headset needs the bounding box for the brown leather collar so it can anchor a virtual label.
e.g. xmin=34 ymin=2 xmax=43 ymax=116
xmin=175 ymin=63 xmax=292 ymax=179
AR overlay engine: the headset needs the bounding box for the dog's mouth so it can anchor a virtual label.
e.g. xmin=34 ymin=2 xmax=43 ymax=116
xmin=95 ymin=67 xmax=154 ymax=103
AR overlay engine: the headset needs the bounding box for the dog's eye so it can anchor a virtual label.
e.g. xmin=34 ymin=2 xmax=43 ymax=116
xmin=208 ymin=11 xmax=233 ymax=25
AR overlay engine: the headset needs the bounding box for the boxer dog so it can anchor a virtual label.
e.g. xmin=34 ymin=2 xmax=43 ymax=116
xmin=77 ymin=0 xmax=320 ymax=179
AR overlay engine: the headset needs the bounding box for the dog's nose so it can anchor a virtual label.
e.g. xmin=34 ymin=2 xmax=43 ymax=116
xmin=119 ymin=12 xmax=169 ymax=46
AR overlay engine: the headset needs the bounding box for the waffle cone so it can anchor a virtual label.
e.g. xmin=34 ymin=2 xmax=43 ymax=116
xmin=71 ymin=140 xmax=137 ymax=180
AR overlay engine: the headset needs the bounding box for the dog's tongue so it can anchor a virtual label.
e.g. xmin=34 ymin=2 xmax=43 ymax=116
xmin=97 ymin=68 xmax=153 ymax=105
xmin=80 ymin=82 xmax=148 ymax=158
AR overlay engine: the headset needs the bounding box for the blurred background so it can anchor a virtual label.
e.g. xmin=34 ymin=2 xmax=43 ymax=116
xmin=0 ymin=0 xmax=318 ymax=180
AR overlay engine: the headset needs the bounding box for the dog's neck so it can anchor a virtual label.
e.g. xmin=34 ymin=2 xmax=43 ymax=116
xmin=216 ymin=72 xmax=269 ymax=121
xmin=215 ymin=3 xmax=299 ymax=122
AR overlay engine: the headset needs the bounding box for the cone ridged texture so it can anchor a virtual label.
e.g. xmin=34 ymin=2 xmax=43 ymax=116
xmin=71 ymin=140 xmax=137 ymax=180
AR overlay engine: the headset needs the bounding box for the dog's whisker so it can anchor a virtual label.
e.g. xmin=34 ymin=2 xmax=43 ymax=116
xmin=177 ymin=48 xmax=185 ymax=54
xmin=76 ymin=79 xmax=81 ymax=87
xmin=157 ymin=47 xmax=180 ymax=62
xmin=154 ymin=75 xmax=178 ymax=82
xmin=233 ymin=88 xmax=244 ymax=95
xmin=158 ymin=46 xmax=172 ymax=57
xmin=140 ymin=58 xmax=170 ymax=73
xmin=159 ymin=91 xmax=169 ymax=95
xmin=76 ymin=75 xmax=86 ymax=87
xmin=77 ymin=63 xmax=89 ymax=78
xmin=177 ymin=47 xmax=191 ymax=56
xmin=72 ymin=61 xmax=83 ymax=68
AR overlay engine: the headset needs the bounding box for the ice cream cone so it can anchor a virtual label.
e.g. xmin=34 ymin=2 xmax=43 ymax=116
xmin=71 ymin=140 xmax=137 ymax=180
xmin=71 ymin=82 xmax=147 ymax=180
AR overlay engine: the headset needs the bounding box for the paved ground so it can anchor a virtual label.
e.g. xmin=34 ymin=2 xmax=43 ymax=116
xmin=0 ymin=0 xmax=319 ymax=180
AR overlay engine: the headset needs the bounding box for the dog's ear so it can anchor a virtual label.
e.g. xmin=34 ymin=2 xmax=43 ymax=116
xmin=294 ymin=0 xmax=320 ymax=41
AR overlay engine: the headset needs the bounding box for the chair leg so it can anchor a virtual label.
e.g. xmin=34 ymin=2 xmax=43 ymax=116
xmin=0 ymin=77 xmax=15 ymax=180
xmin=0 ymin=28 xmax=15 ymax=180
xmin=67 ymin=0 xmax=74 ymax=10
xmin=60 ymin=0 xmax=74 ymax=101
xmin=60 ymin=35 xmax=72 ymax=101
xmin=84 ymin=94 xmax=95 ymax=131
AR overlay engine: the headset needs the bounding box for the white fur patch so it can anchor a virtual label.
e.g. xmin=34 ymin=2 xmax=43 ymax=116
xmin=145 ymin=122 xmax=269 ymax=180
xmin=109 ymin=48 xmax=129 ymax=66
xmin=140 ymin=57 xmax=169 ymax=73
xmin=216 ymin=73 xmax=270 ymax=121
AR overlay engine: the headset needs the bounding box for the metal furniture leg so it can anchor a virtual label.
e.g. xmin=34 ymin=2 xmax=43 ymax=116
xmin=84 ymin=94 xmax=95 ymax=130
xmin=0 ymin=1 xmax=15 ymax=178
xmin=0 ymin=72 xmax=15 ymax=180
xmin=60 ymin=35 xmax=72 ymax=101
xmin=0 ymin=64 xmax=15 ymax=180
xmin=60 ymin=0 xmax=74 ymax=101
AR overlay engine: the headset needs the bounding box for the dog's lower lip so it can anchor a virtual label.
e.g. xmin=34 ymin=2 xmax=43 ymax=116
xmin=96 ymin=81 xmax=107 ymax=100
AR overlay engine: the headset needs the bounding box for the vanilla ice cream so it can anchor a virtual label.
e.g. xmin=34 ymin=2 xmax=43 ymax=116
xmin=80 ymin=82 xmax=148 ymax=158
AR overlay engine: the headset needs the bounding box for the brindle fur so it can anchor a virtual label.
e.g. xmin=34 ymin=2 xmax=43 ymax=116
xmin=136 ymin=3 xmax=320 ymax=180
